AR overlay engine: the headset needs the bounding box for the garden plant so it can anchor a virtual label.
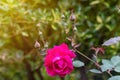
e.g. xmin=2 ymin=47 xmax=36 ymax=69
xmin=0 ymin=0 xmax=120 ymax=80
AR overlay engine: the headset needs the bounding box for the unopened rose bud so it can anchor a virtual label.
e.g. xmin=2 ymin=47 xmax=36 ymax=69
xmin=34 ymin=41 xmax=40 ymax=48
xmin=70 ymin=13 xmax=76 ymax=21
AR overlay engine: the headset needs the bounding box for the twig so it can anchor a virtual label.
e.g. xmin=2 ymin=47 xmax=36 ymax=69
xmin=74 ymin=49 xmax=97 ymax=64
xmin=74 ymin=48 xmax=113 ymax=77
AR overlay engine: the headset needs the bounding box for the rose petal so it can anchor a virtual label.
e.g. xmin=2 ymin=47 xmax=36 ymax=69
xmin=60 ymin=43 xmax=69 ymax=50
xmin=46 ymin=67 xmax=56 ymax=76
xmin=63 ymin=56 xmax=74 ymax=69
xmin=53 ymin=57 xmax=67 ymax=73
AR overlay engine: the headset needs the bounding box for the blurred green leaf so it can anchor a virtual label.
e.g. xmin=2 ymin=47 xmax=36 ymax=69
xmin=101 ymin=59 xmax=113 ymax=72
xmin=89 ymin=69 xmax=102 ymax=74
xmin=90 ymin=1 xmax=100 ymax=5
xmin=111 ymin=56 xmax=120 ymax=66
xmin=114 ymin=66 xmax=120 ymax=72
xmin=73 ymin=60 xmax=84 ymax=67
xmin=108 ymin=76 xmax=120 ymax=80
xmin=97 ymin=15 xmax=103 ymax=23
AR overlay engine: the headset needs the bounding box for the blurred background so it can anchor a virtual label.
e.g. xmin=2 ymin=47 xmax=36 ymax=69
xmin=0 ymin=0 xmax=120 ymax=80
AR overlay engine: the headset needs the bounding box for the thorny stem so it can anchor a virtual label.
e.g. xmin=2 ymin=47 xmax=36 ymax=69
xmin=69 ymin=9 xmax=112 ymax=78
xmin=74 ymin=48 xmax=113 ymax=77
xmin=74 ymin=49 xmax=97 ymax=64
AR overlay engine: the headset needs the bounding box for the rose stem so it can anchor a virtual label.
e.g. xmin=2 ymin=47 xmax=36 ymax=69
xmin=74 ymin=49 xmax=97 ymax=64
xmin=75 ymin=48 xmax=113 ymax=76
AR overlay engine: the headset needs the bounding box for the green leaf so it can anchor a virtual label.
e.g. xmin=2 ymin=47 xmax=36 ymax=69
xmin=102 ymin=59 xmax=113 ymax=67
xmin=108 ymin=76 xmax=120 ymax=80
xmin=114 ymin=66 xmax=120 ymax=72
xmin=116 ymin=62 xmax=120 ymax=66
xmin=21 ymin=32 xmax=29 ymax=37
xmin=90 ymin=1 xmax=100 ymax=5
xmin=101 ymin=59 xmax=113 ymax=72
xmin=101 ymin=65 xmax=110 ymax=72
xmin=51 ymin=25 xmax=57 ymax=30
xmin=96 ymin=16 xmax=102 ymax=23
xmin=103 ymin=2 xmax=110 ymax=8
xmin=111 ymin=56 xmax=120 ymax=66
xmin=105 ymin=25 xmax=113 ymax=31
xmin=73 ymin=60 xmax=84 ymax=67
xmin=89 ymin=69 xmax=102 ymax=74
xmin=106 ymin=16 xmax=113 ymax=22
xmin=95 ymin=24 xmax=103 ymax=31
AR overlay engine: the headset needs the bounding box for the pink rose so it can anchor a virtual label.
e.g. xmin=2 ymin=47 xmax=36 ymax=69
xmin=44 ymin=43 xmax=76 ymax=77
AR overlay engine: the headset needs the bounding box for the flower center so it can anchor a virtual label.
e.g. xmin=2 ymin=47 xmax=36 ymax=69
xmin=52 ymin=57 xmax=67 ymax=72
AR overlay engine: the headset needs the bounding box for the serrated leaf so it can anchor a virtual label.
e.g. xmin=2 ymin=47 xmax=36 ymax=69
xmin=101 ymin=65 xmax=112 ymax=72
xmin=114 ymin=66 xmax=120 ymax=72
xmin=89 ymin=69 xmax=102 ymax=74
xmin=102 ymin=59 xmax=113 ymax=66
xmin=111 ymin=56 xmax=120 ymax=66
xmin=108 ymin=76 xmax=120 ymax=80
xmin=101 ymin=59 xmax=113 ymax=72
xmin=102 ymin=36 xmax=120 ymax=46
xmin=73 ymin=60 xmax=84 ymax=67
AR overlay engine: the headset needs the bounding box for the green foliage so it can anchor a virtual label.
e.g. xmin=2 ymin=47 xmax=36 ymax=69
xmin=101 ymin=59 xmax=113 ymax=72
xmin=108 ymin=76 xmax=120 ymax=80
xmin=89 ymin=69 xmax=101 ymax=74
xmin=111 ymin=56 xmax=120 ymax=66
xmin=0 ymin=0 xmax=120 ymax=80
xmin=100 ymin=56 xmax=120 ymax=72
xmin=73 ymin=60 xmax=84 ymax=67
xmin=91 ymin=56 xmax=120 ymax=80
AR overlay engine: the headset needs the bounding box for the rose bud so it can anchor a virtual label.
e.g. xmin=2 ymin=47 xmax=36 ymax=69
xmin=70 ymin=13 xmax=76 ymax=21
xmin=34 ymin=41 xmax=40 ymax=48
